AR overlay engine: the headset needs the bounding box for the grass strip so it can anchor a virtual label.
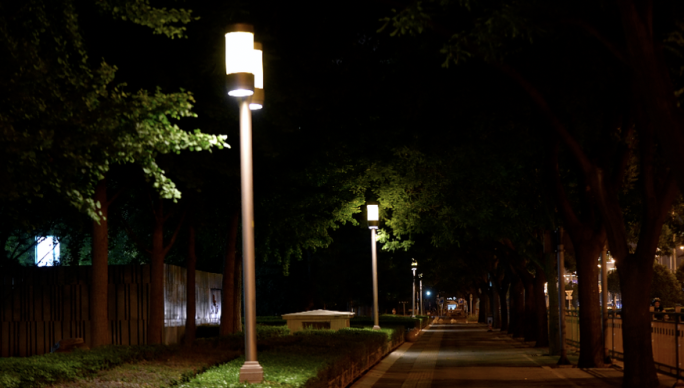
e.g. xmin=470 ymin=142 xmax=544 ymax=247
xmin=179 ymin=326 xmax=403 ymax=388
xmin=0 ymin=325 xmax=291 ymax=388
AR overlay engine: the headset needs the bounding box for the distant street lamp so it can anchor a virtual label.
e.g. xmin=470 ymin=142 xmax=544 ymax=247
xmin=411 ymin=259 xmax=418 ymax=318
xmin=367 ymin=201 xmax=381 ymax=330
xmin=225 ymin=23 xmax=264 ymax=383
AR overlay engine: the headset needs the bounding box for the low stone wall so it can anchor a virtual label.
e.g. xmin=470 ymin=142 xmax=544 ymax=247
xmin=327 ymin=337 xmax=405 ymax=388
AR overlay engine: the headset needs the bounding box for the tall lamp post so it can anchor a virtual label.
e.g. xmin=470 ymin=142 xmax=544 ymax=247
xmin=367 ymin=202 xmax=381 ymax=330
xmin=411 ymin=259 xmax=418 ymax=318
xmin=225 ymin=23 xmax=264 ymax=383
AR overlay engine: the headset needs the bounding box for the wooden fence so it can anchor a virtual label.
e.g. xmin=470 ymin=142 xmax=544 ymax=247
xmin=565 ymin=310 xmax=684 ymax=377
xmin=1 ymin=264 xmax=222 ymax=357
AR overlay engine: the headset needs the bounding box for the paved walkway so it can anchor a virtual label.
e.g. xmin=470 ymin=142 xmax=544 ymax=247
xmin=351 ymin=322 xmax=679 ymax=388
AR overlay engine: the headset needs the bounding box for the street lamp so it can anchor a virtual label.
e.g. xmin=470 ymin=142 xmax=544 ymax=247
xmin=367 ymin=201 xmax=380 ymax=330
xmin=225 ymin=23 xmax=263 ymax=383
xmin=411 ymin=259 xmax=417 ymax=318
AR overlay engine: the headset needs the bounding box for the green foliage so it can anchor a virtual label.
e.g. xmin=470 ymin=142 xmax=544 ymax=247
xmin=379 ymin=0 xmax=546 ymax=65
xmin=677 ymin=261 xmax=684 ymax=286
xmin=0 ymin=345 xmax=172 ymax=388
xmin=97 ymin=0 xmax=197 ymax=38
xmin=0 ymin=0 xmax=227 ymax=221
xmin=608 ymin=264 xmax=684 ymax=308
xmin=651 ymin=263 xmax=684 ymax=308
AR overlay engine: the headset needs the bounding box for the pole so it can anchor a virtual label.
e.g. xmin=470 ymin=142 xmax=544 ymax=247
xmin=371 ymin=229 xmax=380 ymax=330
xmin=419 ymin=276 xmax=423 ymax=316
xmin=470 ymin=294 xmax=473 ymax=317
xmin=557 ymin=227 xmax=571 ymax=365
xmin=238 ymin=99 xmax=263 ymax=383
xmin=601 ymin=245 xmax=611 ymax=364
xmin=412 ymin=271 xmax=416 ymax=318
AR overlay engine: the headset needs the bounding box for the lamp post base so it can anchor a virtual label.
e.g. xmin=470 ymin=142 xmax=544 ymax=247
xmin=239 ymin=361 xmax=264 ymax=383
xmin=373 ymin=325 xmax=381 ymax=330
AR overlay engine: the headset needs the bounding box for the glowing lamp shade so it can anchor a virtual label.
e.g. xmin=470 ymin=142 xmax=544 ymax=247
xmin=367 ymin=201 xmax=379 ymax=229
xmin=249 ymin=42 xmax=264 ymax=110
xmin=225 ymin=24 xmax=255 ymax=97
xmin=411 ymin=259 xmax=418 ymax=269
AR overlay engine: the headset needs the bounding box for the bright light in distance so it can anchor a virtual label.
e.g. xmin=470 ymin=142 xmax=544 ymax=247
xmin=426 ymin=291 xmax=431 ymax=296
xmin=228 ymin=89 xmax=254 ymax=97
xmin=367 ymin=204 xmax=379 ymax=221
xmin=249 ymin=103 xmax=263 ymax=110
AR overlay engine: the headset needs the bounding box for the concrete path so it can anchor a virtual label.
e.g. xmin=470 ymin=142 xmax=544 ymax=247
xmin=351 ymin=322 xmax=678 ymax=388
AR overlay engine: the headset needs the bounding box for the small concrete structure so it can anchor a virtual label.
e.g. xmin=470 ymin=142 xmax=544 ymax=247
xmin=281 ymin=309 xmax=355 ymax=333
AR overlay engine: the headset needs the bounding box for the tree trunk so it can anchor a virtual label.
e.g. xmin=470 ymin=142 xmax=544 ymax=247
xmin=478 ymin=293 xmax=485 ymax=323
xmin=221 ymin=207 xmax=239 ymax=336
xmin=575 ymin=241 xmax=605 ymax=367
xmin=511 ymin=277 xmax=525 ymax=338
xmin=523 ymin=280 xmax=536 ymax=342
xmin=148 ymin=199 xmax=165 ymax=345
xmin=533 ymin=262 xmax=549 ymax=347
xmin=184 ymin=222 xmax=197 ymax=346
xmin=492 ymin=285 xmax=500 ymax=329
xmin=546 ymin=253 xmax=560 ymax=355
xmin=618 ymin=254 xmax=658 ymax=388
xmin=234 ymin=253 xmax=243 ymax=332
xmin=90 ymin=179 xmax=109 ymax=348
xmin=497 ymin=277 xmax=510 ymax=331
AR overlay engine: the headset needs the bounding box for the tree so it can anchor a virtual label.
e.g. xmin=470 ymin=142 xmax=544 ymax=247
xmin=380 ymin=1 xmax=684 ymax=384
xmin=1 ymin=0 xmax=229 ymax=348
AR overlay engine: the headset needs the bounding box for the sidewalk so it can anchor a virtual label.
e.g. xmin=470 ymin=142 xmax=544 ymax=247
xmin=351 ymin=322 xmax=679 ymax=388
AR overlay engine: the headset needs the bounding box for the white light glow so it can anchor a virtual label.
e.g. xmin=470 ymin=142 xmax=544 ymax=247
xmin=35 ymin=236 xmax=59 ymax=267
xmin=253 ymin=45 xmax=263 ymax=89
xmin=367 ymin=204 xmax=379 ymax=221
xmin=249 ymin=103 xmax=263 ymax=110
xmin=228 ymin=89 xmax=254 ymax=97
xmin=225 ymin=31 xmax=255 ymax=75
xmin=426 ymin=291 xmax=431 ymax=296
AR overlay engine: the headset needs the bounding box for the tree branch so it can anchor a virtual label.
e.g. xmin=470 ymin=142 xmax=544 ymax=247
xmin=163 ymin=209 xmax=187 ymax=256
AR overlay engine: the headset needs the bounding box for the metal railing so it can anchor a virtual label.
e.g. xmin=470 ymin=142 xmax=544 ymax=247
xmin=565 ymin=309 xmax=683 ymax=378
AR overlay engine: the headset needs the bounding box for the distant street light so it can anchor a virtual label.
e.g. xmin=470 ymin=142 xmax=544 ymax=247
xmin=411 ymin=259 xmax=418 ymax=318
xmin=225 ymin=23 xmax=264 ymax=383
xmin=367 ymin=201 xmax=380 ymax=330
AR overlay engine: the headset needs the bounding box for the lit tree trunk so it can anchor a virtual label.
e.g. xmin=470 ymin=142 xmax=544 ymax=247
xmin=574 ymin=241 xmax=604 ymax=366
xmin=184 ymin=222 xmax=197 ymax=346
xmin=90 ymin=179 xmax=109 ymax=348
xmin=147 ymin=198 xmax=185 ymax=345
xmin=149 ymin=199 xmax=165 ymax=345
xmin=220 ymin=207 xmax=239 ymax=335
xmin=234 ymin=254 xmax=243 ymax=332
